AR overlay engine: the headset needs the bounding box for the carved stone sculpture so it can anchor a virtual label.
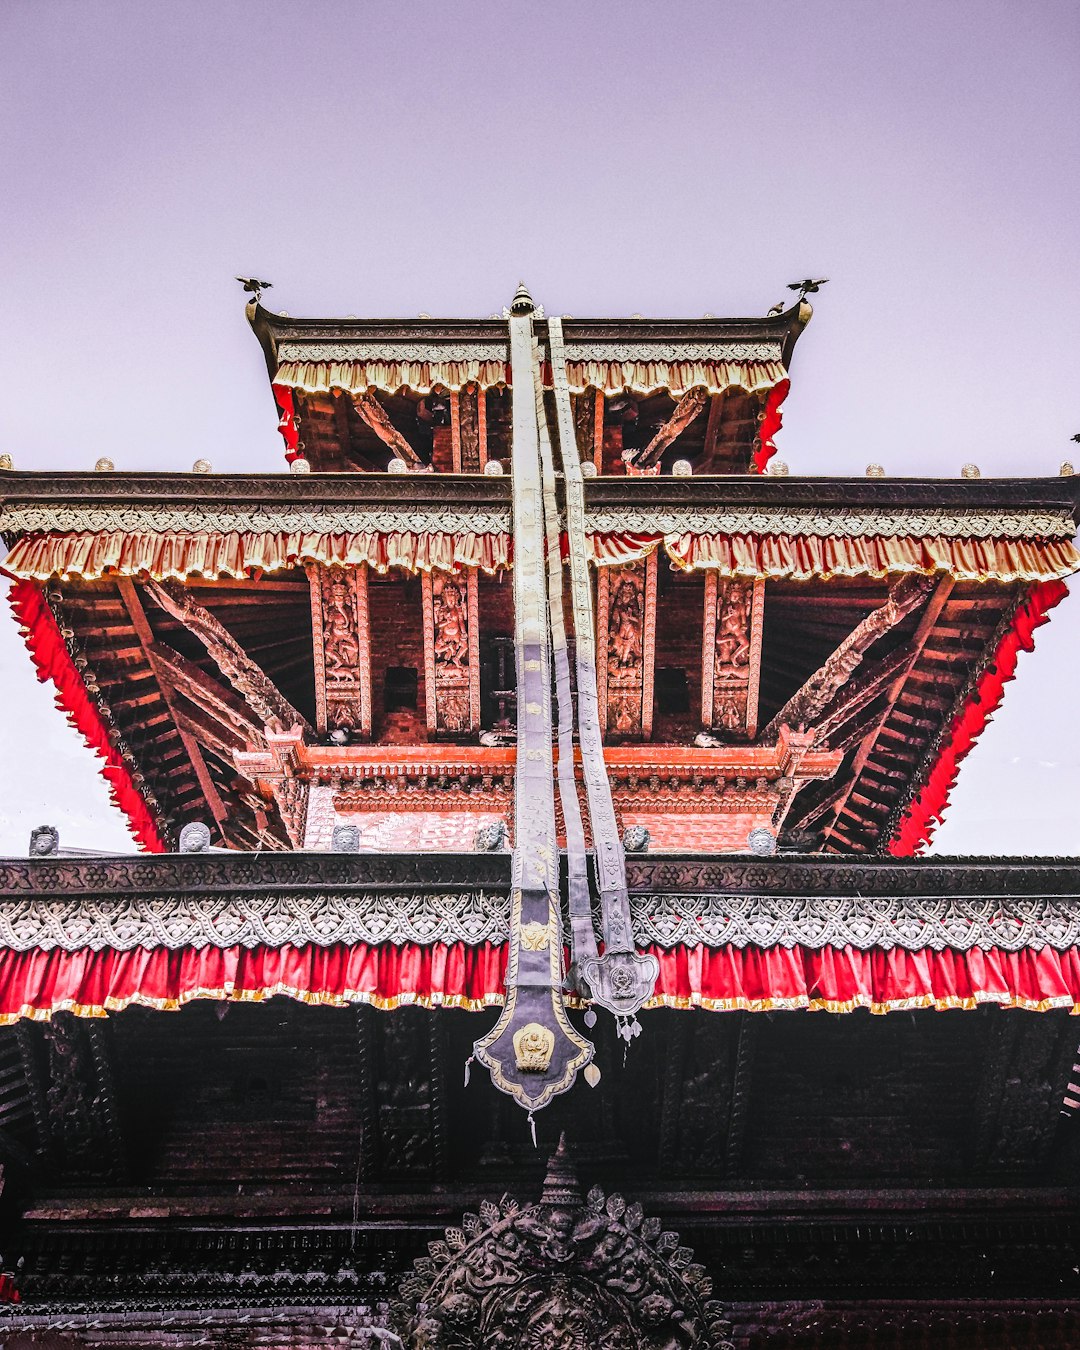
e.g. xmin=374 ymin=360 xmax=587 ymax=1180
xmin=331 ymin=823 xmax=361 ymax=853
xmin=475 ymin=819 xmax=509 ymax=852
xmin=179 ymin=822 xmax=212 ymax=853
xmin=622 ymin=825 xmax=651 ymax=853
xmin=29 ymin=826 xmax=59 ymax=857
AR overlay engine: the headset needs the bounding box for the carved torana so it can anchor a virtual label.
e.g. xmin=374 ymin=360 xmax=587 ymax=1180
xmin=307 ymin=562 xmax=372 ymax=737
xmin=393 ymin=1138 xmax=733 ymax=1349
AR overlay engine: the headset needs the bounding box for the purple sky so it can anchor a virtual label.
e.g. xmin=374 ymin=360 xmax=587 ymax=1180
xmin=1 ymin=0 xmax=1077 ymax=855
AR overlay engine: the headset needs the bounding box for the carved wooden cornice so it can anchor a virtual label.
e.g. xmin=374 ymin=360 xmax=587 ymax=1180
xmin=0 ymin=854 xmax=1076 ymax=955
xmin=3 ymin=470 xmax=1077 ymax=528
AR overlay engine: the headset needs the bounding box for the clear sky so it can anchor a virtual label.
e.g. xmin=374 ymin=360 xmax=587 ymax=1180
xmin=0 ymin=0 xmax=1077 ymax=855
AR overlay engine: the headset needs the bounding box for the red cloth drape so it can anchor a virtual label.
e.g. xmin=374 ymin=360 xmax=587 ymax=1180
xmin=6 ymin=579 xmax=166 ymax=853
xmin=889 ymin=579 xmax=1069 ymax=856
xmin=2 ymin=940 xmax=1079 ymax=1023
xmin=753 ymin=378 xmax=790 ymax=473
xmin=271 ymin=383 xmax=301 ymax=461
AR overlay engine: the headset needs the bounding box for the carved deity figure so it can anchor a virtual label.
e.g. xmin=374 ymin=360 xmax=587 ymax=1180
xmin=715 ymin=582 xmax=750 ymax=674
xmin=607 ymin=575 xmax=643 ymax=671
xmin=433 ymin=575 xmax=469 ymax=670
xmin=322 ymin=573 xmax=359 ymax=673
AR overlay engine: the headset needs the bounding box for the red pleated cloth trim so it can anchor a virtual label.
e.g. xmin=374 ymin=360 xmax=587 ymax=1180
xmin=889 ymin=579 xmax=1069 ymax=856
xmin=2 ymin=941 xmax=1079 ymax=1023
xmin=6 ymin=577 xmax=166 ymax=853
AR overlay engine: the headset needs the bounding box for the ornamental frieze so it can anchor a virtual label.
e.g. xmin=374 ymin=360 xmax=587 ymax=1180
xmin=3 ymin=887 xmax=1080 ymax=955
xmin=2 ymin=504 xmax=1074 ymax=543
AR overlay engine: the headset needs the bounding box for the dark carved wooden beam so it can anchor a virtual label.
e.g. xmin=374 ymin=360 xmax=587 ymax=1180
xmin=629 ymin=386 xmax=708 ymax=468
xmin=764 ymin=575 xmax=933 ymax=739
xmin=144 ymin=579 xmax=308 ymax=735
xmin=352 ymin=390 xmax=425 ymax=467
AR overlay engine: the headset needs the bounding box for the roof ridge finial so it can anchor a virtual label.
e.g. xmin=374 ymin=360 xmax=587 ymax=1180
xmin=509 ymin=281 xmax=536 ymax=316
xmin=539 ymin=1131 xmax=582 ymax=1208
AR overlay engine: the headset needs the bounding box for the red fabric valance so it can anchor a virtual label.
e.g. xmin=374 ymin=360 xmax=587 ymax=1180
xmin=889 ymin=579 xmax=1069 ymax=856
xmin=7 ymin=579 xmax=165 ymax=853
xmin=2 ymin=940 xmax=1079 ymax=1024
xmin=6 ymin=529 xmax=1075 ymax=586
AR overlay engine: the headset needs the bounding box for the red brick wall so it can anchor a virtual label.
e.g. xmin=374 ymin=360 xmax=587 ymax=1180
xmin=368 ymin=576 xmax=427 ymax=741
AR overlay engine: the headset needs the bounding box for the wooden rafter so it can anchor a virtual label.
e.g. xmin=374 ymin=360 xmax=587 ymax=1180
xmin=823 ymin=575 xmax=955 ymax=846
xmin=115 ymin=578 xmax=229 ymax=836
xmin=352 ymin=390 xmax=424 ymax=466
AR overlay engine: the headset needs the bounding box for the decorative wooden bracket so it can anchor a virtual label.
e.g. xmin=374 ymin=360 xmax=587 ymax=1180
xmin=628 ymin=386 xmax=708 ymax=469
xmin=352 ymin=390 xmax=424 ymax=467
xmin=307 ymin=562 xmax=372 ymax=738
xmin=764 ymin=574 xmax=933 ymax=740
xmin=597 ymin=552 xmax=657 ymax=739
xmin=422 ymin=568 xmax=480 ymax=735
xmin=145 ymin=580 xmax=308 ymax=736
xmin=701 ymin=575 xmax=765 ymax=737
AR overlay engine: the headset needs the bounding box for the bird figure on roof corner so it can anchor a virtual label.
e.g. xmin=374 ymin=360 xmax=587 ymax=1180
xmin=236 ymin=276 xmax=273 ymax=303
xmin=787 ymin=277 xmax=829 ymax=300
xmin=1070 ymin=433 xmax=1080 ymax=444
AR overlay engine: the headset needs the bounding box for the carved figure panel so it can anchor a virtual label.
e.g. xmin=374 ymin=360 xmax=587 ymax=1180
xmin=701 ymin=575 xmax=764 ymax=737
xmin=423 ymin=568 xmax=480 ymax=735
xmin=597 ymin=554 xmax=657 ymax=739
xmin=307 ymin=563 xmax=371 ymax=736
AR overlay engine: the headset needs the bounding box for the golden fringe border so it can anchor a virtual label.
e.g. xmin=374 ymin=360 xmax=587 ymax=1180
xmin=2 ymin=986 xmax=1076 ymax=1025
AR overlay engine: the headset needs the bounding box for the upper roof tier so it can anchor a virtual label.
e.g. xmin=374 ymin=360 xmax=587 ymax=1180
xmin=247 ymin=299 xmax=812 ymax=474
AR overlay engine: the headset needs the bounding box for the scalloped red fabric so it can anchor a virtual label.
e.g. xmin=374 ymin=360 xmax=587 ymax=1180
xmin=889 ymin=579 xmax=1069 ymax=856
xmin=6 ymin=577 xmax=166 ymax=853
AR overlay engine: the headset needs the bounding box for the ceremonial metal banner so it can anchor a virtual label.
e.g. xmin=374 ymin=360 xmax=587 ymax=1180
xmin=471 ymin=300 xmax=593 ymax=1118
xmin=548 ymin=317 xmax=659 ymax=1033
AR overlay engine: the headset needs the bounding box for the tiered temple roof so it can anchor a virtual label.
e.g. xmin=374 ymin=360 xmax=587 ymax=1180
xmin=0 ymin=290 xmax=1078 ymax=1346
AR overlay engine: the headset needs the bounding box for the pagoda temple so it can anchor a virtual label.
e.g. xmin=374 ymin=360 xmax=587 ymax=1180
xmin=0 ymin=285 xmax=1078 ymax=1347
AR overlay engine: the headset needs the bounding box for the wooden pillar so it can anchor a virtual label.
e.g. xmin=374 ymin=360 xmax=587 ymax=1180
xmin=701 ymin=575 xmax=765 ymax=737
xmin=593 ymin=388 xmax=605 ymax=472
xmin=457 ymin=384 xmax=482 ymax=473
xmin=307 ymin=562 xmax=372 ymax=738
xmin=449 ymin=389 xmax=463 ymax=472
xmin=596 ymin=551 xmax=657 ymax=740
xmin=422 ymin=567 xmax=480 ymax=734
xmin=477 ymin=386 xmax=489 ymax=469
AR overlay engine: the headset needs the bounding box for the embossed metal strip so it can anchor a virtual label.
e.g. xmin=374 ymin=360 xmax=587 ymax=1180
xmin=471 ymin=310 xmax=592 ymax=1112
xmin=548 ymin=318 xmax=658 ymax=1020
xmin=4 ymin=890 xmax=1080 ymax=954
xmin=532 ymin=337 xmax=598 ymax=985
